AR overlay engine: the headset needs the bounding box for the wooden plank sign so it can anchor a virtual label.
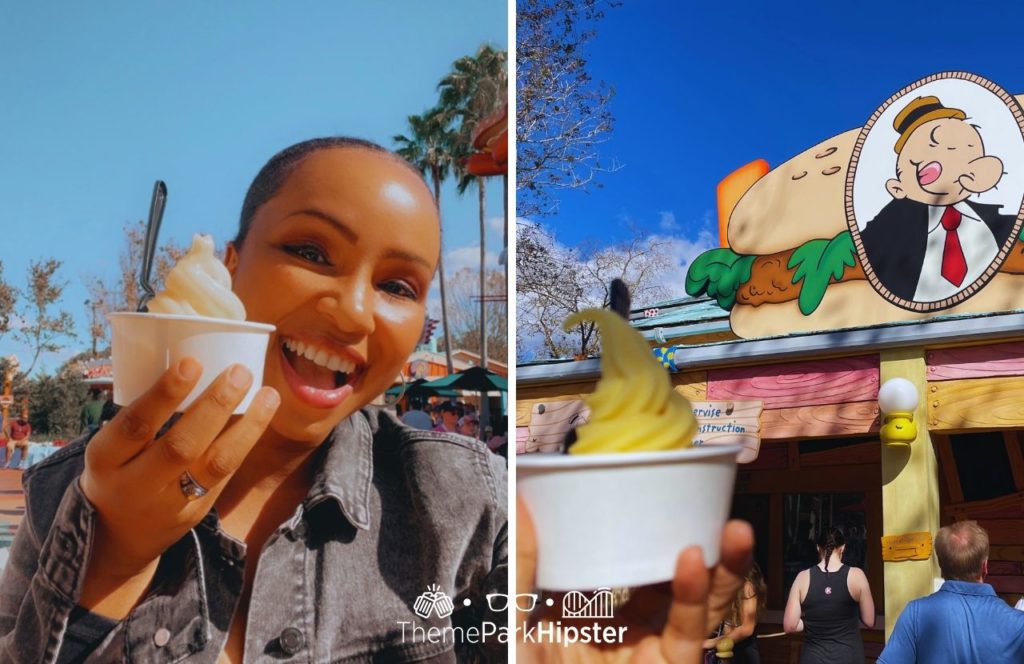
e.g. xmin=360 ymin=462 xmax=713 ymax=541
xmin=708 ymin=356 xmax=879 ymax=409
xmin=525 ymin=399 xmax=763 ymax=461
xmin=526 ymin=401 xmax=590 ymax=453
xmin=927 ymin=342 xmax=1024 ymax=381
xmin=881 ymin=532 xmax=933 ymax=562
xmin=691 ymin=401 xmax=763 ymax=463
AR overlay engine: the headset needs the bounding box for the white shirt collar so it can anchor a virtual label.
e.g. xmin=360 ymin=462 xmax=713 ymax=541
xmin=927 ymin=200 xmax=982 ymax=233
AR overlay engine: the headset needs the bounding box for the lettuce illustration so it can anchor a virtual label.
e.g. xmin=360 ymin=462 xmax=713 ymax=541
xmin=685 ymin=248 xmax=755 ymax=310
xmin=787 ymin=231 xmax=856 ymax=315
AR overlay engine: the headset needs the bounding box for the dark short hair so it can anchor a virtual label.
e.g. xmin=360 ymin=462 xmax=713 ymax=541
xmin=935 ymin=521 xmax=989 ymax=581
xmin=234 ymin=137 xmax=427 ymax=249
xmin=439 ymin=402 xmax=458 ymax=413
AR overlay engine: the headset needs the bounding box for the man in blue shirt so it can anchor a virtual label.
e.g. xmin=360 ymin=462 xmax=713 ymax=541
xmin=879 ymin=520 xmax=1024 ymax=663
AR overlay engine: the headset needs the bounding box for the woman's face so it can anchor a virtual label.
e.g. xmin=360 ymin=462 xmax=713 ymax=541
xmin=226 ymin=147 xmax=439 ymax=445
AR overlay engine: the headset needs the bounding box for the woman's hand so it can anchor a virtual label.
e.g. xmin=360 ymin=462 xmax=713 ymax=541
xmin=78 ymin=357 xmax=279 ymax=617
xmin=517 ymin=498 xmax=754 ymax=663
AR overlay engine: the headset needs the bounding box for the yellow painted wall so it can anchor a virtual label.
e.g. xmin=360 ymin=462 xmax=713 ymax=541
xmin=879 ymin=349 xmax=942 ymax=637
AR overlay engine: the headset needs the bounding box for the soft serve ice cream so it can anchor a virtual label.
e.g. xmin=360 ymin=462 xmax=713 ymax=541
xmin=147 ymin=234 xmax=246 ymax=320
xmin=517 ymin=308 xmax=740 ymax=589
xmin=562 ymin=308 xmax=697 ymax=454
xmin=109 ymin=233 xmax=273 ymax=412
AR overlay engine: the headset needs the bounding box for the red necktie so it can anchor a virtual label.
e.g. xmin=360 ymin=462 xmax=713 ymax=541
xmin=940 ymin=206 xmax=967 ymax=287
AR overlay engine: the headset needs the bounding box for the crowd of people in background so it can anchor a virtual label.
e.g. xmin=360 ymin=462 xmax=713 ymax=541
xmin=399 ymin=397 xmax=508 ymax=457
xmin=0 ymin=389 xmax=508 ymax=471
xmin=0 ymin=387 xmax=117 ymax=470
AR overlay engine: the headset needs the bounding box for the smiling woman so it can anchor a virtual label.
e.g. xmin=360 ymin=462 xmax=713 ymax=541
xmin=0 ymin=138 xmax=507 ymax=663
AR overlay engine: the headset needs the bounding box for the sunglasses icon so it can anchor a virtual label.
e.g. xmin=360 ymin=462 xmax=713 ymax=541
xmin=486 ymin=593 xmax=538 ymax=612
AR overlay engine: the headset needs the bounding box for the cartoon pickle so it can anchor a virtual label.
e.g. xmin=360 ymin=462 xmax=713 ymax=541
xmin=860 ymin=95 xmax=1016 ymax=302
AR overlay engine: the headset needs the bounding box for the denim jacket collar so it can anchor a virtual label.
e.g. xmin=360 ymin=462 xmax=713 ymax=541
xmin=302 ymin=411 xmax=373 ymax=531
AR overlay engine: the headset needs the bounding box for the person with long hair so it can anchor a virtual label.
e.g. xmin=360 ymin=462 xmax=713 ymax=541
xmin=0 ymin=138 xmax=507 ymax=662
xmin=783 ymin=527 xmax=875 ymax=664
xmin=704 ymin=561 xmax=767 ymax=663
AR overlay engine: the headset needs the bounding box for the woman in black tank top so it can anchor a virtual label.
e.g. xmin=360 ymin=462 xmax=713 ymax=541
xmin=783 ymin=528 xmax=875 ymax=664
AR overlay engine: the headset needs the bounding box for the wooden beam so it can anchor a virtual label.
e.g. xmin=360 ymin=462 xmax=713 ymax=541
xmin=989 ymin=576 xmax=1024 ymax=594
xmin=987 ymin=561 xmax=1022 ymax=575
xmin=708 ymin=355 xmax=879 ymax=409
xmin=768 ymin=493 xmax=783 ymax=611
xmin=864 ymin=490 xmax=885 ymax=619
xmin=926 ymin=342 xmax=1024 ymax=381
xmin=671 ymin=371 xmax=708 ymax=402
xmin=942 ymin=490 xmax=1024 ymax=520
xmin=1006 ymin=431 xmax=1024 ymax=492
xmin=976 ymin=519 xmax=1024 ymax=545
xmin=991 ymin=546 xmax=1024 ymax=562
xmin=880 ymin=349 xmax=941 ymax=638
xmin=787 ymin=440 xmax=800 ymax=471
xmin=801 ymin=442 xmax=880 ymax=468
xmin=761 ymin=402 xmax=879 ymax=440
xmin=738 ymin=465 xmax=880 ymax=493
xmin=933 ymin=435 xmax=964 ymax=504
xmin=928 ymin=376 xmax=1024 ymax=431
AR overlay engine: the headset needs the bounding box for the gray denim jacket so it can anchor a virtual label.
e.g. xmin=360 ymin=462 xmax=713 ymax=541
xmin=0 ymin=408 xmax=508 ymax=663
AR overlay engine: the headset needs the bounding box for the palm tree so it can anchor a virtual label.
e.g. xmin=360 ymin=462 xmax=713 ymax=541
xmin=394 ymin=108 xmax=458 ymax=374
xmin=438 ymin=46 xmax=508 ymax=374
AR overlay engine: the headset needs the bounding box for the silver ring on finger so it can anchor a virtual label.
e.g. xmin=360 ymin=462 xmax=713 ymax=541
xmin=179 ymin=470 xmax=209 ymax=502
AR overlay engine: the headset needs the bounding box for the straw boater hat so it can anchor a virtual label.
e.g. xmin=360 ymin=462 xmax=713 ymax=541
xmin=893 ymin=95 xmax=967 ymax=153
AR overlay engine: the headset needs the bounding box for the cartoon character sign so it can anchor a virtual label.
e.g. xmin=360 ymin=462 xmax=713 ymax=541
xmin=848 ymin=72 xmax=1024 ymax=311
xmin=685 ymin=72 xmax=1024 ymax=338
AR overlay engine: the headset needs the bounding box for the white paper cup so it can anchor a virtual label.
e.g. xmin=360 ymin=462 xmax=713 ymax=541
xmin=108 ymin=312 xmax=275 ymax=414
xmin=517 ymin=444 xmax=742 ymax=590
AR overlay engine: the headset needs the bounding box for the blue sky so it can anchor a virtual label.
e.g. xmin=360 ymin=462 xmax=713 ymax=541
xmin=0 ymin=2 xmax=506 ymax=374
xmin=540 ymin=1 xmax=1024 ymax=254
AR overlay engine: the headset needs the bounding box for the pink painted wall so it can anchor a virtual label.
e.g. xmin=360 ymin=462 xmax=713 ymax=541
xmin=707 ymin=355 xmax=879 ymax=409
xmin=927 ymin=343 xmax=1024 ymax=381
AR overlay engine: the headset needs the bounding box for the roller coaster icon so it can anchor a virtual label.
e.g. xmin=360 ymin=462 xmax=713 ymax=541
xmin=561 ymin=588 xmax=614 ymax=619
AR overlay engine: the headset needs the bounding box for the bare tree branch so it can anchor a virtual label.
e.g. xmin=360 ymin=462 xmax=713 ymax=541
xmin=516 ymin=222 xmax=671 ymax=361
xmin=516 ymin=0 xmax=620 ymax=217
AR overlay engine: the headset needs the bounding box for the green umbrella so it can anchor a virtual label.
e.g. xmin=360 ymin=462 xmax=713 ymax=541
xmin=385 ymin=378 xmax=457 ymax=398
xmin=422 ymin=366 xmax=507 ymax=392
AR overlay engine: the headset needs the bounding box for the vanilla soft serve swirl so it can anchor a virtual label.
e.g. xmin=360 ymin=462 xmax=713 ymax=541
xmin=564 ymin=309 xmax=697 ymax=454
xmin=146 ymin=234 xmax=246 ymax=320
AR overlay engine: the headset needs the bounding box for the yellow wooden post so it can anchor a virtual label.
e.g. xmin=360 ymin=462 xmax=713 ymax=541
xmin=879 ymin=348 xmax=941 ymax=638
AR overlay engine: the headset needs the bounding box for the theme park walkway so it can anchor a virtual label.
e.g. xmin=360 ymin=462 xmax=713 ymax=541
xmin=0 ymin=469 xmax=24 ymax=557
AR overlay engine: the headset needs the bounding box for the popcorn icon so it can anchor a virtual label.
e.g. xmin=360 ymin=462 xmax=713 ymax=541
xmin=413 ymin=584 xmax=455 ymax=619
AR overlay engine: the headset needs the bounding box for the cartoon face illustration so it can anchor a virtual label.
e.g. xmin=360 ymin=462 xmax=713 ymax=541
xmin=885 ymin=96 xmax=1005 ymax=207
xmin=852 ymin=82 xmax=1024 ymax=310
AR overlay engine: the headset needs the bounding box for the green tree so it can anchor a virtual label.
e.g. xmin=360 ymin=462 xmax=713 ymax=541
xmin=394 ymin=108 xmax=460 ymax=374
xmin=0 ymin=261 xmax=16 ymax=346
xmin=27 ymin=369 xmax=88 ymax=439
xmin=15 ymin=259 xmax=77 ymax=376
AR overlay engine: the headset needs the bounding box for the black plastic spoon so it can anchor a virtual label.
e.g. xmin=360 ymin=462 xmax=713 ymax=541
xmin=137 ymin=181 xmax=167 ymax=312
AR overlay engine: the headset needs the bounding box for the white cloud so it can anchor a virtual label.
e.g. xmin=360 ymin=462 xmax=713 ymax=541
xmin=487 ymin=216 xmax=505 ymax=236
xmin=424 ymin=242 xmax=503 ymax=327
xmin=658 ymin=210 xmax=679 ymax=231
xmin=444 ymin=245 xmax=501 ymax=274
xmin=649 ymin=230 xmax=720 ymax=300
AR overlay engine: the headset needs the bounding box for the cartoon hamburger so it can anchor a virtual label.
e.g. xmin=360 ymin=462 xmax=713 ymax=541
xmin=686 ymin=88 xmax=1024 ymax=338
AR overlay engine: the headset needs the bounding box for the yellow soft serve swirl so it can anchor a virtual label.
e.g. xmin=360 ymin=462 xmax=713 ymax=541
xmin=564 ymin=308 xmax=697 ymax=454
xmin=146 ymin=234 xmax=247 ymax=320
